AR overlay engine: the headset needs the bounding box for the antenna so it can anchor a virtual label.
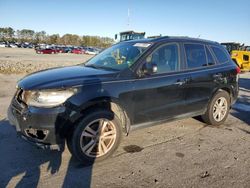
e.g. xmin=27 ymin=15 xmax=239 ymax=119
xmin=127 ymin=8 xmax=130 ymax=29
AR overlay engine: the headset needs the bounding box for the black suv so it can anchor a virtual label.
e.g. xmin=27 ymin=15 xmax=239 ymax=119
xmin=8 ymin=37 xmax=239 ymax=163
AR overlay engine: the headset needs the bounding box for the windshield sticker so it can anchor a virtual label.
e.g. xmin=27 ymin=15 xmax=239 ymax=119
xmin=133 ymin=43 xmax=151 ymax=48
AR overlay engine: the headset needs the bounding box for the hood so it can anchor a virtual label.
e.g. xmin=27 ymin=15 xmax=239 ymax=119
xmin=18 ymin=65 xmax=118 ymax=90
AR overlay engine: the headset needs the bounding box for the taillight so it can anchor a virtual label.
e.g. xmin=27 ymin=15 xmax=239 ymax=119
xmin=236 ymin=66 xmax=241 ymax=74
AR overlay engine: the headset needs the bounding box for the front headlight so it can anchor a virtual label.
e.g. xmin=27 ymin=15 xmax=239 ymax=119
xmin=22 ymin=88 xmax=77 ymax=108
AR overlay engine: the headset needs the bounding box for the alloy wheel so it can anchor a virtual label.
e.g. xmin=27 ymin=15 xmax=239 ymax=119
xmin=212 ymin=97 xmax=228 ymax=122
xmin=80 ymin=118 xmax=117 ymax=158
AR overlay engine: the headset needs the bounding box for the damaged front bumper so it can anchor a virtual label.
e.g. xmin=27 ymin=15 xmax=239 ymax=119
xmin=7 ymin=98 xmax=66 ymax=151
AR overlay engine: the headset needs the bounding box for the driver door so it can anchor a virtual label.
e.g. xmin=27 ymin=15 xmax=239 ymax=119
xmin=131 ymin=43 xmax=187 ymax=124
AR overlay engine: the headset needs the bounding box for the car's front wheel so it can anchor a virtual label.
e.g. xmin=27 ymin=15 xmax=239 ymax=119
xmin=68 ymin=110 xmax=122 ymax=164
xmin=202 ymin=90 xmax=230 ymax=126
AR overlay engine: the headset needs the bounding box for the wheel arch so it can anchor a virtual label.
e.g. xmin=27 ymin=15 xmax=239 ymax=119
xmin=209 ymin=87 xmax=233 ymax=106
xmin=66 ymin=97 xmax=131 ymax=137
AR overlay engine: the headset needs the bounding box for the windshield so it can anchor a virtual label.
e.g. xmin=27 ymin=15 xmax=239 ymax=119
xmin=85 ymin=42 xmax=151 ymax=71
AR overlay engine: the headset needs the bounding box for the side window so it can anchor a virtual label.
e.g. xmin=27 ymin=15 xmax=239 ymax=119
xmin=184 ymin=44 xmax=207 ymax=69
xmin=206 ymin=47 xmax=215 ymax=65
xmin=211 ymin=46 xmax=229 ymax=64
xmin=146 ymin=44 xmax=179 ymax=74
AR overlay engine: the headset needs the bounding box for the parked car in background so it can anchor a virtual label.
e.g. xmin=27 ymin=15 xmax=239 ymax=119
xmin=9 ymin=43 xmax=18 ymax=48
xmin=0 ymin=42 xmax=7 ymax=47
xmin=85 ymin=47 xmax=99 ymax=55
xmin=36 ymin=48 xmax=58 ymax=54
xmin=53 ymin=47 xmax=64 ymax=53
xmin=62 ymin=47 xmax=74 ymax=53
xmin=72 ymin=48 xmax=85 ymax=54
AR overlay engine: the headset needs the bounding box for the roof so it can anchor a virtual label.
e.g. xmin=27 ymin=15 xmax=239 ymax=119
xmin=119 ymin=30 xmax=145 ymax=35
xmin=122 ymin=36 xmax=219 ymax=45
xmin=221 ymin=42 xmax=240 ymax=45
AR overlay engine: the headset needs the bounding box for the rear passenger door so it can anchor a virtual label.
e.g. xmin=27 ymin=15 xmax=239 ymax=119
xmin=182 ymin=43 xmax=217 ymax=113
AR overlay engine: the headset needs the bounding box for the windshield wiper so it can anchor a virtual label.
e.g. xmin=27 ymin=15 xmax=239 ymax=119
xmin=85 ymin=64 xmax=119 ymax=71
xmin=84 ymin=64 xmax=100 ymax=69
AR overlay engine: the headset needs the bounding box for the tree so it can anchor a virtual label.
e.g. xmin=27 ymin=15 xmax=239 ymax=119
xmin=0 ymin=26 xmax=114 ymax=47
xmin=48 ymin=34 xmax=60 ymax=44
xmin=34 ymin=31 xmax=47 ymax=44
xmin=60 ymin=34 xmax=81 ymax=45
xmin=20 ymin=29 xmax=35 ymax=42
xmin=0 ymin=27 xmax=15 ymax=41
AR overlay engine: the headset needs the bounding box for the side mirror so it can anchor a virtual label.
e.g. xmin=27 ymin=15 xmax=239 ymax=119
xmin=152 ymin=64 xmax=158 ymax=73
xmin=140 ymin=63 xmax=158 ymax=76
xmin=115 ymin=34 xmax=117 ymax=40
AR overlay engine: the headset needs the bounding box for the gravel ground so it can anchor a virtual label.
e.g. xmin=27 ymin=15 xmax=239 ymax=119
xmin=0 ymin=48 xmax=92 ymax=74
xmin=0 ymin=48 xmax=249 ymax=188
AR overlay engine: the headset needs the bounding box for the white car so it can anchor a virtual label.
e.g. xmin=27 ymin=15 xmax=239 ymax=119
xmin=0 ymin=43 xmax=7 ymax=47
xmin=10 ymin=44 xmax=18 ymax=48
xmin=85 ymin=48 xmax=99 ymax=55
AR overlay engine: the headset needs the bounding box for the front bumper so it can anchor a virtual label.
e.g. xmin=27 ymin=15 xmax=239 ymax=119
xmin=8 ymin=98 xmax=67 ymax=151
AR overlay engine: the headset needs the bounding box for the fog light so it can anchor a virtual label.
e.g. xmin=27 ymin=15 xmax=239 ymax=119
xmin=24 ymin=128 xmax=49 ymax=141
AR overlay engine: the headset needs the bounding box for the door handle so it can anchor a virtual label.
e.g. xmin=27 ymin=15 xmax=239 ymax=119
xmin=175 ymin=80 xmax=185 ymax=85
xmin=183 ymin=77 xmax=192 ymax=83
xmin=175 ymin=77 xmax=192 ymax=85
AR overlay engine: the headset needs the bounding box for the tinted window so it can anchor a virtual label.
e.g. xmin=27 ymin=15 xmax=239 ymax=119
xmin=184 ymin=44 xmax=207 ymax=69
xmin=206 ymin=47 xmax=215 ymax=65
xmin=147 ymin=44 xmax=179 ymax=74
xmin=211 ymin=46 xmax=229 ymax=64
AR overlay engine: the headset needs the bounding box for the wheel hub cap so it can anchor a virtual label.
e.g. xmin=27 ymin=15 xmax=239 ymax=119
xmin=213 ymin=97 xmax=228 ymax=122
xmin=80 ymin=118 xmax=117 ymax=158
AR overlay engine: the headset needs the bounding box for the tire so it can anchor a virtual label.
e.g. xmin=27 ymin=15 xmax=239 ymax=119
xmin=202 ymin=90 xmax=230 ymax=126
xmin=66 ymin=132 xmax=74 ymax=154
xmin=68 ymin=110 xmax=122 ymax=164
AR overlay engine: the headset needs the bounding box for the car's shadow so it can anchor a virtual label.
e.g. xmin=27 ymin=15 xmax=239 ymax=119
xmin=231 ymin=76 xmax=250 ymax=126
xmin=0 ymin=119 xmax=93 ymax=188
xmin=239 ymin=77 xmax=250 ymax=90
xmin=231 ymin=106 xmax=250 ymax=125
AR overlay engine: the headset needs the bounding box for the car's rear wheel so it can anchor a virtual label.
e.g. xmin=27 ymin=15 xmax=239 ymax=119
xmin=68 ymin=110 xmax=122 ymax=164
xmin=202 ymin=90 xmax=230 ymax=126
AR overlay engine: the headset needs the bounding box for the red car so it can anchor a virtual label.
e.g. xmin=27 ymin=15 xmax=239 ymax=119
xmin=72 ymin=48 xmax=85 ymax=54
xmin=54 ymin=47 xmax=64 ymax=53
xmin=36 ymin=48 xmax=58 ymax=54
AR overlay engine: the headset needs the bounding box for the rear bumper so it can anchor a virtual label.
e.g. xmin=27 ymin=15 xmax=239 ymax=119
xmin=8 ymin=100 xmax=66 ymax=150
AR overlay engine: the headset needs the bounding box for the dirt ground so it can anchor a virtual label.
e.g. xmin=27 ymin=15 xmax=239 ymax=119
xmin=0 ymin=48 xmax=250 ymax=188
xmin=0 ymin=48 xmax=92 ymax=74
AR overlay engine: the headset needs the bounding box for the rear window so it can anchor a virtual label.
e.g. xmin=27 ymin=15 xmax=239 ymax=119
xmin=211 ymin=46 xmax=229 ymax=64
xmin=184 ymin=44 xmax=207 ymax=69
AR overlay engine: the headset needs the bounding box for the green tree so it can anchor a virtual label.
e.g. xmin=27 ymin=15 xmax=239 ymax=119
xmin=0 ymin=27 xmax=15 ymax=41
xmin=20 ymin=29 xmax=35 ymax=42
xmin=1 ymin=26 xmax=114 ymax=47
xmin=48 ymin=34 xmax=60 ymax=44
xmin=34 ymin=31 xmax=47 ymax=44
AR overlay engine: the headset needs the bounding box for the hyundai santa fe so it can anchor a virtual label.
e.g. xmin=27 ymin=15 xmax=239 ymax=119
xmin=8 ymin=37 xmax=239 ymax=163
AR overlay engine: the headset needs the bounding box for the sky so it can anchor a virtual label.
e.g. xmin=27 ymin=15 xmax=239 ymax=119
xmin=0 ymin=0 xmax=250 ymax=44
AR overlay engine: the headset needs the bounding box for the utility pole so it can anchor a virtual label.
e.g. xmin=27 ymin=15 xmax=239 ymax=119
xmin=127 ymin=8 xmax=130 ymax=29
